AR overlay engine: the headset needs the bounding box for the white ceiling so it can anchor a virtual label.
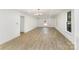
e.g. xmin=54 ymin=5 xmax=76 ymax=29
xmin=18 ymin=9 xmax=66 ymax=18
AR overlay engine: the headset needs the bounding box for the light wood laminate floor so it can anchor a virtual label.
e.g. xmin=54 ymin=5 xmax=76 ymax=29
xmin=0 ymin=27 xmax=74 ymax=50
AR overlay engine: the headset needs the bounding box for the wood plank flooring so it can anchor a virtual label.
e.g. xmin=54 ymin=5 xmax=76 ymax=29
xmin=0 ymin=27 xmax=74 ymax=50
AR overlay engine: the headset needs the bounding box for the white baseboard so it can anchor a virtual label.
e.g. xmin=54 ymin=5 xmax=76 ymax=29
xmin=0 ymin=33 xmax=20 ymax=45
xmin=55 ymin=26 xmax=74 ymax=44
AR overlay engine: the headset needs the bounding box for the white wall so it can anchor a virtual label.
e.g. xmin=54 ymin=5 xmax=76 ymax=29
xmin=20 ymin=12 xmax=37 ymax=33
xmin=24 ymin=14 xmax=37 ymax=32
xmin=37 ymin=17 xmax=55 ymax=27
xmin=0 ymin=10 xmax=37 ymax=44
xmin=73 ymin=9 xmax=79 ymax=49
xmin=55 ymin=10 xmax=74 ymax=44
xmin=0 ymin=10 xmax=20 ymax=44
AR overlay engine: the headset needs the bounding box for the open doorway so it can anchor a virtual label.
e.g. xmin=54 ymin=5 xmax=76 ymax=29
xmin=20 ymin=16 xmax=25 ymax=34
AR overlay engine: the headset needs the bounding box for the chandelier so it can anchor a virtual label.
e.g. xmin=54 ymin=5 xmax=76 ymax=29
xmin=34 ymin=9 xmax=43 ymax=16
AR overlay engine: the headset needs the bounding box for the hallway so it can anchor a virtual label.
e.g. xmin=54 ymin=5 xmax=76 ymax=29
xmin=0 ymin=27 xmax=74 ymax=50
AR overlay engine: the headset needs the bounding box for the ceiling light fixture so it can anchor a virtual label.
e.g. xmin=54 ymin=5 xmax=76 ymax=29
xmin=34 ymin=9 xmax=43 ymax=16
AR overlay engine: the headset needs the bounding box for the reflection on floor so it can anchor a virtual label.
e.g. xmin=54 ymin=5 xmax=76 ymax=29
xmin=0 ymin=27 xmax=74 ymax=50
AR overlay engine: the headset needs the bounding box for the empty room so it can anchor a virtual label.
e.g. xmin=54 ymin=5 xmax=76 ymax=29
xmin=0 ymin=9 xmax=79 ymax=50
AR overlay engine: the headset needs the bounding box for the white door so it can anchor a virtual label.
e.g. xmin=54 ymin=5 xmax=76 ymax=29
xmin=20 ymin=16 xmax=25 ymax=32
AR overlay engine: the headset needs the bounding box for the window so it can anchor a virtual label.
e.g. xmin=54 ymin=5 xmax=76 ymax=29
xmin=67 ymin=11 xmax=72 ymax=32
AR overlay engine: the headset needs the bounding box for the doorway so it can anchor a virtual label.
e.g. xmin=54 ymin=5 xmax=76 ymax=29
xmin=20 ymin=16 xmax=25 ymax=34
